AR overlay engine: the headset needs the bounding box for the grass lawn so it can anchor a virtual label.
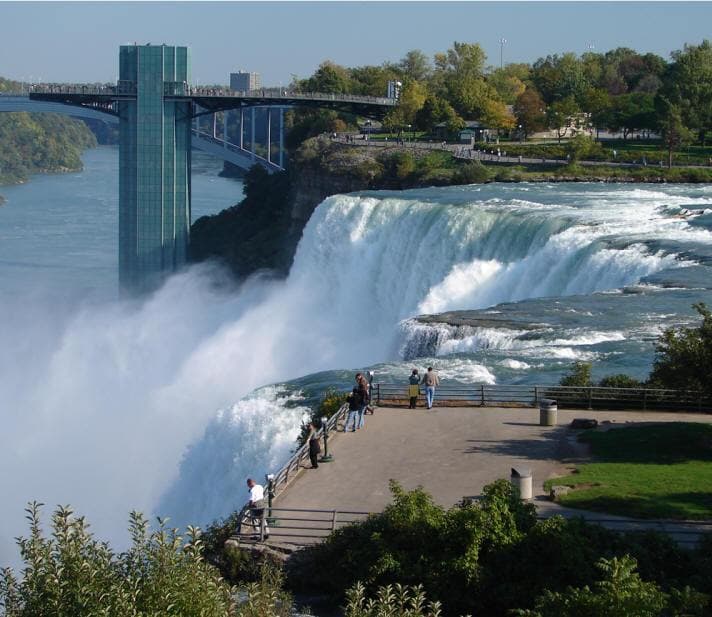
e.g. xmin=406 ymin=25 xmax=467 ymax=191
xmin=545 ymin=423 xmax=712 ymax=520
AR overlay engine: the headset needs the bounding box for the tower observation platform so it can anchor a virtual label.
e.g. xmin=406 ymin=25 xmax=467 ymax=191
xmin=29 ymin=44 xmax=395 ymax=294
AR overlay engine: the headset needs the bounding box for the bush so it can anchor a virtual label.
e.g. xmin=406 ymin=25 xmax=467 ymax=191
xmin=649 ymin=303 xmax=712 ymax=396
xmin=453 ymin=162 xmax=491 ymax=184
xmin=598 ymin=374 xmax=642 ymax=389
xmin=344 ymin=582 xmax=442 ymax=617
xmin=1 ymin=503 xmax=235 ymax=617
xmin=560 ymin=361 xmax=593 ymax=387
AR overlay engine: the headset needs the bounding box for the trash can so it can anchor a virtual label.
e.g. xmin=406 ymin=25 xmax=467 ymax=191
xmin=510 ymin=467 xmax=532 ymax=500
xmin=539 ymin=399 xmax=558 ymax=426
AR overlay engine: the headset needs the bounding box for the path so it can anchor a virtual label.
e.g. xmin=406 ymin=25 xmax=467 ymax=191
xmin=272 ymin=406 xmax=712 ymax=544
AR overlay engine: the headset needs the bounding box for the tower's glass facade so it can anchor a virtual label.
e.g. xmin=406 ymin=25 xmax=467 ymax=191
xmin=118 ymin=45 xmax=191 ymax=294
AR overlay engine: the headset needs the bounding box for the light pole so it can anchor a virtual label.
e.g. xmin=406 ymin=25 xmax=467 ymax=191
xmin=265 ymin=473 xmax=275 ymax=524
xmin=320 ymin=416 xmax=333 ymax=462
xmin=499 ymin=38 xmax=507 ymax=69
xmin=407 ymin=124 xmax=412 ymax=144
xmin=518 ymin=124 xmax=523 ymax=144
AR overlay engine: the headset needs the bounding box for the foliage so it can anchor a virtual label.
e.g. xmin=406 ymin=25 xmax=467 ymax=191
xmin=597 ymin=374 xmax=642 ymax=389
xmin=560 ymin=361 xmax=593 ymax=387
xmin=344 ymin=582 xmax=442 ymax=617
xmin=514 ymin=556 xmax=678 ymax=617
xmin=566 ymin=135 xmax=604 ymax=163
xmin=288 ymin=480 xmax=536 ymax=616
xmin=453 ymin=161 xmax=491 ymax=184
xmin=649 ymin=303 xmax=712 ymax=396
xmin=546 ymin=96 xmax=581 ymax=143
xmin=0 ymin=112 xmax=96 ymax=185
xmin=0 ymin=502 xmax=235 ymax=617
xmin=297 ymin=387 xmax=349 ymax=446
xmin=514 ymin=88 xmax=546 ymax=138
xmin=545 ymin=423 xmax=712 ymax=519
xmin=233 ymin=564 xmax=294 ymax=617
xmin=657 ymin=99 xmax=695 ymax=168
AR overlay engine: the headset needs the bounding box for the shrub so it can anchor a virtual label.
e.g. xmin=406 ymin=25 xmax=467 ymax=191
xmin=454 ymin=162 xmax=491 ymax=184
xmin=1 ymin=502 xmax=235 ymax=617
xmin=649 ymin=303 xmax=712 ymax=396
xmin=560 ymin=361 xmax=593 ymax=387
xmin=344 ymin=582 xmax=442 ymax=617
xmin=598 ymin=374 xmax=642 ymax=389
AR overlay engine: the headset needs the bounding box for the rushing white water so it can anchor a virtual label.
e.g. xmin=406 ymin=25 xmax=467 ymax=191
xmin=2 ymin=181 xmax=712 ymax=565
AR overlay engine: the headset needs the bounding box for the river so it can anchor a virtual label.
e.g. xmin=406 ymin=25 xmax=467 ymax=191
xmin=1 ymin=146 xmax=712 ymax=564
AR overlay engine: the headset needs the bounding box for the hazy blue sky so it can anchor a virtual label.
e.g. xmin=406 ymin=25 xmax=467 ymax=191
xmin=1 ymin=2 xmax=710 ymax=86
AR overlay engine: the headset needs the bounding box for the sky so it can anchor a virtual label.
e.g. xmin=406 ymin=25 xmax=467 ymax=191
xmin=0 ymin=1 xmax=710 ymax=86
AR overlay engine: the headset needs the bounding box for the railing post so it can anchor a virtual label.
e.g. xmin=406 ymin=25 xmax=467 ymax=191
xmin=534 ymin=386 xmax=539 ymax=405
xmin=643 ymin=389 xmax=647 ymax=411
xmin=259 ymin=511 xmax=266 ymax=542
xmin=588 ymin=387 xmax=593 ymax=410
xmin=377 ymin=383 xmax=381 ymax=405
xmin=331 ymin=510 xmax=338 ymax=532
xmin=480 ymin=384 xmax=485 ymax=407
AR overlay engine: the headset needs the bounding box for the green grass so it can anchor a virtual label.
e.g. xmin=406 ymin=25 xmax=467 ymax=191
xmin=545 ymin=423 xmax=712 ymax=520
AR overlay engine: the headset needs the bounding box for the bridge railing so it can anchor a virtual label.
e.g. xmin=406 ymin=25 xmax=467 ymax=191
xmin=373 ymin=383 xmax=711 ymax=413
xmin=270 ymin=403 xmax=351 ymax=499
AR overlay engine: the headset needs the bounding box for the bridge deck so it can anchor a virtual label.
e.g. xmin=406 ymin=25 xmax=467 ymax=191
xmin=274 ymin=405 xmax=712 ymax=514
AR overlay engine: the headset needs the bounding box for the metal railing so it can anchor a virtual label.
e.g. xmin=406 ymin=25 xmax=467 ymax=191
xmin=232 ymin=506 xmax=371 ymax=546
xmin=373 ymin=383 xmax=712 ymax=413
xmin=270 ymin=403 xmax=351 ymax=498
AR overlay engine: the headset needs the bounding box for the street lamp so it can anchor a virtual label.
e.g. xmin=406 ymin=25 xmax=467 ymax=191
xmin=407 ymin=124 xmax=412 ymax=143
xmin=518 ymin=124 xmax=523 ymax=144
xmin=499 ymin=38 xmax=507 ymax=69
xmin=265 ymin=473 xmax=276 ymax=523
xmin=320 ymin=415 xmax=333 ymax=462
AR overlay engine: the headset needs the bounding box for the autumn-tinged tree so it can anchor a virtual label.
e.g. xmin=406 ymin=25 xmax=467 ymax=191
xmin=514 ymin=88 xmax=546 ymax=139
xmin=657 ymin=99 xmax=694 ymax=168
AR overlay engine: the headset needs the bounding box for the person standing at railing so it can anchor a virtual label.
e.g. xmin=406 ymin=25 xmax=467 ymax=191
xmin=356 ymin=372 xmax=370 ymax=428
xmin=344 ymin=386 xmax=362 ymax=432
xmin=421 ymin=367 xmax=440 ymax=410
xmin=307 ymin=421 xmax=321 ymax=469
xmin=408 ymin=369 xmax=420 ymax=409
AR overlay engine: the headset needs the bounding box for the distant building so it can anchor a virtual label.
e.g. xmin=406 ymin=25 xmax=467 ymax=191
xmin=230 ymin=71 xmax=261 ymax=92
xmin=387 ymin=80 xmax=402 ymax=100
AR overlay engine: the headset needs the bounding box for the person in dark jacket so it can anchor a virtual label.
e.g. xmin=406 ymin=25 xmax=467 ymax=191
xmin=355 ymin=373 xmax=370 ymax=429
xmin=307 ymin=421 xmax=321 ymax=468
xmin=344 ymin=387 xmax=362 ymax=432
xmin=408 ymin=368 xmax=420 ymax=409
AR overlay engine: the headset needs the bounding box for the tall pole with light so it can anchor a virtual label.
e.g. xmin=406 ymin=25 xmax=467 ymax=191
xmin=499 ymin=38 xmax=507 ymax=69
xmin=320 ymin=416 xmax=333 ymax=462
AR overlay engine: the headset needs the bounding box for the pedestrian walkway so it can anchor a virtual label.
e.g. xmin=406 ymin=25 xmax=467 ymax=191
xmin=273 ymin=406 xmax=712 ymax=544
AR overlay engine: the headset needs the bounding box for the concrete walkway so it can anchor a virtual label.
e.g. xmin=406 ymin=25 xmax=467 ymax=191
xmin=272 ymin=406 xmax=712 ymax=544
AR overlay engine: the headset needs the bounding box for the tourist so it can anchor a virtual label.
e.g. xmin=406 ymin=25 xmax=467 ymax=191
xmin=344 ymin=386 xmax=362 ymax=432
xmin=421 ymin=366 xmax=440 ymax=410
xmin=356 ymin=372 xmax=370 ymax=428
xmin=307 ymin=421 xmax=321 ymax=469
xmin=408 ymin=368 xmax=420 ymax=409
xmin=244 ymin=478 xmax=269 ymax=539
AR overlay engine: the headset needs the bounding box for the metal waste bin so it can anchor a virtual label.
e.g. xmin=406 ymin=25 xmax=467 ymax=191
xmin=510 ymin=467 xmax=532 ymax=500
xmin=539 ymin=399 xmax=558 ymax=426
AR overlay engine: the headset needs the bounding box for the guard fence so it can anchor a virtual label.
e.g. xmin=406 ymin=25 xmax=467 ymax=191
xmin=372 ymin=383 xmax=712 ymax=413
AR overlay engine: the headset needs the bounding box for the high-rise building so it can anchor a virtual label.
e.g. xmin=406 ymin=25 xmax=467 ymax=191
xmin=230 ymin=71 xmax=261 ymax=92
xmin=118 ymin=44 xmax=192 ymax=294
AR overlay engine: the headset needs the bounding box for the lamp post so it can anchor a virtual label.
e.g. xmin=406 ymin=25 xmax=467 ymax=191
xmin=407 ymin=124 xmax=412 ymax=144
xmin=265 ymin=473 xmax=275 ymax=524
xmin=518 ymin=124 xmax=523 ymax=144
xmin=320 ymin=415 xmax=333 ymax=462
xmin=499 ymin=38 xmax=507 ymax=69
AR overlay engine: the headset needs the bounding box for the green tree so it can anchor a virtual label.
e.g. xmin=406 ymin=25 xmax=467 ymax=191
xmin=566 ymin=134 xmax=601 ymax=163
xmin=414 ymin=95 xmax=463 ymax=135
xmin=546 ymin=96 xmax=580 ymax=143
xmin=649 ymin=303 xmax=712 ymax=396
xmin=398 ymin=50 xmax=432 ymax=82
xmin=663 ymin=40 xmax=712 ymax=145
xmin=658 ymin=102 xmax=694 ymax=168
xmin=514 ymin=556 xmax=669 ymax=617
xmin=607 ymin=93 xmax=657 ymax=140
xmin=383 ymin=81 xmax=427 ymax=131
xmin=598 ymin=374 xmax=642 ymax=389
xmin=560 ymin=361 xmax=593 ymax=387
xmin=304 ymin=60 xmax=353 ymax=93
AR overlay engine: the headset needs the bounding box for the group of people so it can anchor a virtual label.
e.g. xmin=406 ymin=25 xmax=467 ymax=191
xmin=344 ymin=372 xmax=372 ymax=432
xmin=408 ymin=366 xmax=440 ymax=409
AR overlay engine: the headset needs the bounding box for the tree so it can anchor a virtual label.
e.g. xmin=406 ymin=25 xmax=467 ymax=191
xmin=398 ymin=50 xmax=432 ymax=82
xmin=662 ymin=40 xmax=712 ymax=145
xmin=607 ymin=93 xmax=657 ymax=140
xmin=546 ymin=96 xmax=580 ymax=143
xmin=531 ymin=53 xmax=589 ymax=104
xmin=414 ymin=95 xmax=463 ymax=135
xmin=579 ymin=87 xmax=611 ymax=138
xmin=487 ymin=65 xmax=529 ymax=104
xmin=304 ymin=60 xmax=352 ymax=94
xmin=649 ymin=303 xmax=712 ymax=396
xmin=514 ymin=88 xmax=546 ymax=139
xmin=383 ymin=81 xmax=427 ymax=132
xmin=560 ymin=361 xmax=592 ymax=387
xmin=657 ymin=100 xmax=694 ymax=168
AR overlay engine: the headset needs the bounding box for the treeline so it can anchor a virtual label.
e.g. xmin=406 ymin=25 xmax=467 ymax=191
xmin=0 ymin=76 xmax=98 ymax=186
xmin=288 ymin=40 xmax=711 ymax=158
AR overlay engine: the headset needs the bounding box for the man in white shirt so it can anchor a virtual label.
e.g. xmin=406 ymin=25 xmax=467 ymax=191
xmin=244 ymin=478 xmax=269 ymax=539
